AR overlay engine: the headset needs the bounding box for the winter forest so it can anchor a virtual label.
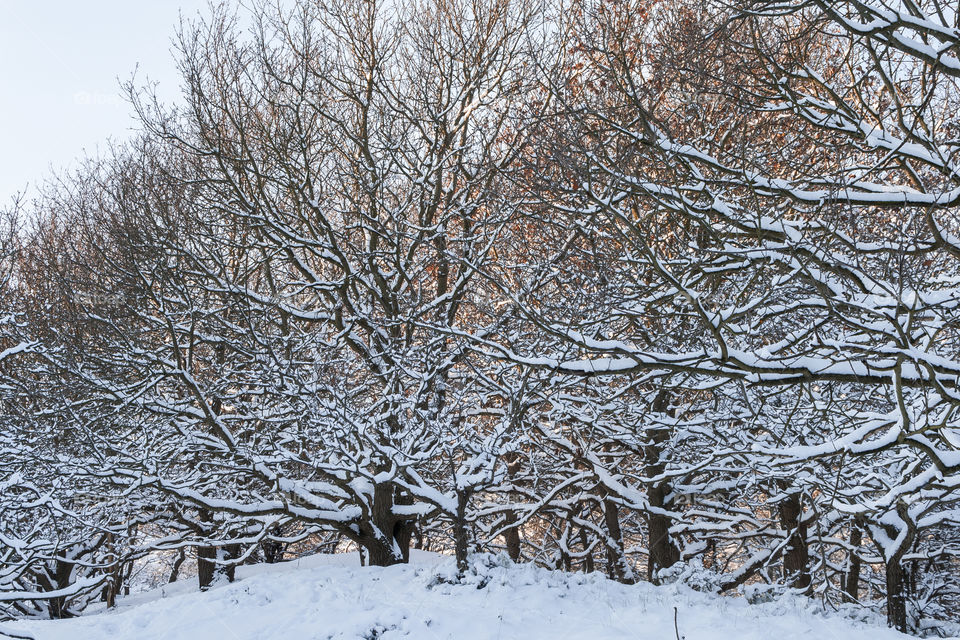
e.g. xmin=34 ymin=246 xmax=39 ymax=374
xmin=2 ymin=0 xmax=960 ymax=636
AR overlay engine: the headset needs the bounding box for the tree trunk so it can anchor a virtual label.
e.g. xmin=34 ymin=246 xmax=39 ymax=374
xmin=364 ymin=481 xmax=404 ymax=567
xmin=646 ymin=485 xmax=680 ymax=584
xmin=197 ymin=544 xmax=239 ymax=590
xmin=886 ymin=558 xmax=907 ymax=633
xmin=195 ymin=509 xmax=237 ymax=589
xmin=777 ymin=491 xmax=811 ymax=591
xmin=502 ymin=453 xmax=522 ymax=562
xmin=843 ymin=525 xmax=862 ymax=602
xmin=602 ymin=498 xmax=634 ymax=584
xmin=414 ymin=516 xmax=427 ymax=551
xmin=579 ymin=526 xmax=595 ymax=573
xmin=645 ymin=392 xmax=680 ymax=584
xmin=552 ymin=520 xmax=572 ymax=571
xmin=196 ymin=546 xmax=216 ymax=590
xmin=168 ymin=548 xmax=186 ymax=583
xmin=101 ymin=564 xmax=119 ymax=609
xmin=454 ymin=489 xmax=471 ymax=575
xmin=262 ymin=539 xmax=284 ymax=564
xmin=504 ymin=512 xmax=521 ymax=562
xmin=47 ymin=558 xmax=74 ymax=619
xmin=363 ymin=534 xmax=402 ymax=567
xmin=870 ymin=506 xmax=916 ymax=633
xmin=100 ymin=534 xmax=121 ymax=608
xmin=393 ymin=489 xmax=415 ymax=563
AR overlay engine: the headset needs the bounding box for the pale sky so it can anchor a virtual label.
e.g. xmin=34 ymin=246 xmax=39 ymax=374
xmin=0 ymin=1 xmax=213 ymax=203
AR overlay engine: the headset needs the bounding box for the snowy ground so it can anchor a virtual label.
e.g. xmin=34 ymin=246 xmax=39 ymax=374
xmin=5 ymin=552 xmax=913 ymax=640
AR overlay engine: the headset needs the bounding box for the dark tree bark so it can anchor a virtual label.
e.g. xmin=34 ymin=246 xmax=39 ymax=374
xmin=261 ymin=526 xmax=285 ymax=565
xmin=553 ymin=520 xmax=572 ymax=571
xmin=502 ymin=453 xmax=522 ymax=562
xmin=101 ymin=564 xmax=121 ymax=609
xmin=579 ymin=526 xmax=596 ymax=573
xmin=197 ymin=543 xmax=240 ymax=590
xmin=413 ymin=516 xmax=427 ymax=551
xmin=454 ymin=489 xmax=471 ymax=575
xmin=646 ymin=484 xmax=680 ymax=584
xmin=646 ymin=391 xmax=679 ymax=584
xmin=886 ymin=559 xmax=908 ymax=633
xmin=363 ymin=481 xmax=405 ymax=567
xmin=195 ymin=507 xmax=240 ymax=589
xmin=878 ymin=505 xmax=917 ymax=633
xmin=393 ymin=489 xmax=415 ymax=563
xmin=196 ymin=545 xmax=216 ymax=590
xmin=777 ymin=491 xmax=811 ymax=592
xmin=504 ymin=512 xmax=522 ymax=562
xmin=99 ymin=534 xmax=122 ymax=609
xmin=44 ymin=558 xmax=75 ymax=619
xmin=168 ymin=548 xmax=186 ymax=583
xmin=602 ymin=498 xmax=634 ymax=584
xmin=844 ymin=524 xmax=862 ymax=602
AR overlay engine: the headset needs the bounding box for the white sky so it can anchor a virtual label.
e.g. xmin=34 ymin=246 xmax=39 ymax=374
xmin=0 ymin=1 xmax=212 ymax=204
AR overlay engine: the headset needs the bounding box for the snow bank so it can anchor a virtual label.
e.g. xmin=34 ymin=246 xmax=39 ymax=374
xmin=7 ymin=552 xmax=911 ymax=640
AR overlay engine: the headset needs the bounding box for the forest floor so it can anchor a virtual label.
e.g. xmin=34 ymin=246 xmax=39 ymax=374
xmin=7 ymin=551 xmax=912 ymax=640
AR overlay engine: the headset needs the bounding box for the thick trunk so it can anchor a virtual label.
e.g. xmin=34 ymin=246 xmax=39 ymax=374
xmin=365 ymin=539 xmax=403 ymax=567
xmin=777 ymin=491 xmax=811 ymax=591
xmin=645 ymin=391 xmax=679 ymax=584
xmin=393 ymin=490 xmax=415 ymax=563
xmin=646 ymin=484 xmax=680 ymax=584
xmin=504 ymin=512 xmax=521 ymax=562
xmin=502 ymin=453 xmax=522 ymax=562
xmin=872 ymin=507 xmax=916 ymax=633
xmin=100 ymin=534 xmax=121 ymax=609
xmin=579 ymin=526 xmax=595 ymax=573
xmin=603 ymin=498 xmax=634 ymax=584
xmin=262 ymin=540 xmax=284 ymax=564
xmin=454 ymin=490 xmax=471 ymax=575
xmin=886 ymin=559 xmax=908 ymax=632
xmin=844 ymin=525 xmax=862 ymax=602
xmin=195 ymin=509 xmax=238 ymax=589
xmin=196 ymin=546 xmax=216 ymax=589
xmin=259 ymin=524 xmax=285 ymax=564
xmin=363 ymin=481 xmax=405 ymax=567
xmin=197 ymin=543 xmax=239 ymax=590
xmin=46 ymin=558 xmax=74 ymax=619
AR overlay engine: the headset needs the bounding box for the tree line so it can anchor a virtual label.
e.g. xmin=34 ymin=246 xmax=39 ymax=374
xmin=2 ymin=0 xmax=960 ymax=634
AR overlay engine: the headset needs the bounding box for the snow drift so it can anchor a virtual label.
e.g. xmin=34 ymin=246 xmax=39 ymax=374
xmin=4 ymin=552 xmax=912 ymax=640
